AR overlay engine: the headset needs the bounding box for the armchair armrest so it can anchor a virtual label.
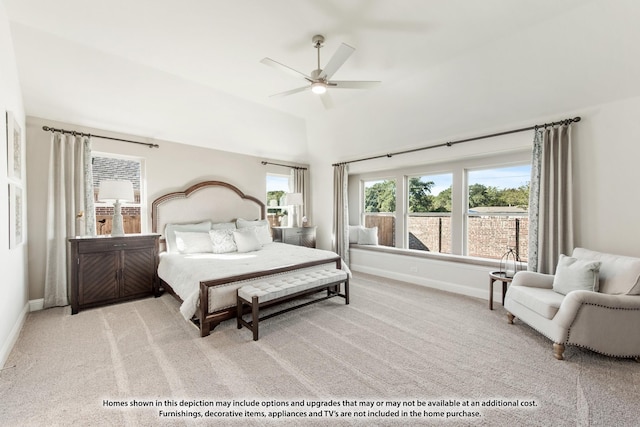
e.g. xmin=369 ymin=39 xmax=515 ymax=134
xmin=511 ymin=271 xmax=554 ymax=289
xmin=554 ymin=291 xmax=640 ymax=329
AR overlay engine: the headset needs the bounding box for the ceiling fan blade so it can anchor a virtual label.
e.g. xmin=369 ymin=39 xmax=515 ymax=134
xmin=331 ymin=81 xmax=381 ymax=89
xmin=269 ymin=85 xmax=310 ymax=98
xmin=318 ymin=43 xmax=355 ymax=80
xmin=260 ymin=57 xmax=312 ymax=82
xmin=319 ymin=92 xmax=333 ymax=109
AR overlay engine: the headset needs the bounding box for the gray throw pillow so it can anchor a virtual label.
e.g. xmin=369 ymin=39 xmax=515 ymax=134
xmin=552 ymin=254 xmax=601 ymax=295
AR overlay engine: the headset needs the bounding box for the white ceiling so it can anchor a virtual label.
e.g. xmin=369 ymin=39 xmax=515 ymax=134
xmin=5 ymin=0 xmax=640 ymax=163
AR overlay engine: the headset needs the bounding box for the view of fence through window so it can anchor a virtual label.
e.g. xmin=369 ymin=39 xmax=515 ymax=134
xmin=363 ymin=179 xmax=396 ymax=246
xmin=467 ymin=165 xmax=530 ymax=261
xmin=407 ymin=173 xmax=452 ymax=253
xmin=362 ymin=164 xmax=530 ymax=261
xmin=92 ymin=155 xmax=142 ymax=235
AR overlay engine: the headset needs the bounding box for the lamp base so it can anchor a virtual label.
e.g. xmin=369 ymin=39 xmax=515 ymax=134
xmin=111 ymin=201 xmax=125 ymax=236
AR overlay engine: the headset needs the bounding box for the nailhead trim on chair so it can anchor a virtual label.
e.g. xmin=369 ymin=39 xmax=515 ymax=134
xmin=566 ymin=303 xmax=640 ymax=359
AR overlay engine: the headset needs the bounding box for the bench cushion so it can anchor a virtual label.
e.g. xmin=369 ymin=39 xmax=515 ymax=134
xmin=238 ymin=269 xmax=348 ymax=303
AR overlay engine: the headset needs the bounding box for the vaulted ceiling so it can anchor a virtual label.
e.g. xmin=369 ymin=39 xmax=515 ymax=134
xmin=5 ymin=0 xmax=640 ymax=163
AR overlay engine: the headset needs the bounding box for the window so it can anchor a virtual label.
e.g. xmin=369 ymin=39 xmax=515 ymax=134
xmin=266 ymin=173 xmax=290 ymax=228
xmin=407 ymin=173 xmax=452 ymax=253
xmin=92 ymin=154 xmax=145 ymax=235
xmin=466 ymin=165 xmax=530 ymax=261
xmin=363 ymin=179 xmax=396 ymax=247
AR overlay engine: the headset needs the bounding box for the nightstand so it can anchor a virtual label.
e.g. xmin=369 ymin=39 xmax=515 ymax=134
xmin=69 ymin=234 xmax=160 ymax=314
xmin=272 ymin=226 xmax=316 ymax=248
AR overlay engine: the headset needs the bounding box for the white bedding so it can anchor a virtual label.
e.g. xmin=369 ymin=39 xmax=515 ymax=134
xmin=157 ymin=242 xmax=348 ymax=320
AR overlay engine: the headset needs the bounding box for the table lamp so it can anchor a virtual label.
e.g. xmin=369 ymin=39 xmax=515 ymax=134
xmin=284 ymin=192 xmax=304 ymax=228
xmin=98 ymin=180 xmax=134 ymax=236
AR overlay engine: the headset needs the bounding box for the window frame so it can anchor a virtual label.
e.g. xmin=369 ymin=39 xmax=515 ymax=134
xmin=352 ymin=150 xmax=531 ymax=261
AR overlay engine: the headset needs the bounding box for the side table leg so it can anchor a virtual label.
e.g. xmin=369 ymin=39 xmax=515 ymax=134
xmin=489 ymin=278 xmax=494 ymax=310
xmin=502 ymin=281 xmax=508 ymax=306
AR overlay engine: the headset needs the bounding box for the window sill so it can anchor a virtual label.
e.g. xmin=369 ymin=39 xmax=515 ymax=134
xmin=350 ymin=244 xmax=527 ymax=270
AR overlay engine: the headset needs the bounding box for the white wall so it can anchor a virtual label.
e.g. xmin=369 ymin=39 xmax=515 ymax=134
xmin=0 ymin=0 xmax=27 ymax=368
xmin=309 ymin=96 xmax=640 ymax=301
xmin=25 ymin=116 xmax=307 ymax=301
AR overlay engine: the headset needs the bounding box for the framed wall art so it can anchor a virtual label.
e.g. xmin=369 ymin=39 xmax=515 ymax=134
xmin=6 ymin=111 xmax=23 ymax=182
xmin=9 ymin=183 xmax=23 ymax=249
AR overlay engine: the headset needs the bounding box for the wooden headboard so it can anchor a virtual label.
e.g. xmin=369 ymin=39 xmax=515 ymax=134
xmin=151 ymin=181 xmax=266 ymax=238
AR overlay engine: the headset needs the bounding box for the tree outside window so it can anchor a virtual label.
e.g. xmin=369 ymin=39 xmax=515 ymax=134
xmin=363 ymin=179 xmax=395 ymax=246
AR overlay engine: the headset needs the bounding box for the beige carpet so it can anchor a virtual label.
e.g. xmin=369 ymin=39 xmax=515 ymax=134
xmin=1 ymin=273 xmax=638 ymax=426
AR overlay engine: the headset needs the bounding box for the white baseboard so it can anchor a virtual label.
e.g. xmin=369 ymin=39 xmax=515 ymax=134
xmin=351 ymin=264 xmax=489 ymax=301
xmin=0 ymin=301 xmax=29 ymax=369
xmin=29 ymin=298 xmax=44 ymax=312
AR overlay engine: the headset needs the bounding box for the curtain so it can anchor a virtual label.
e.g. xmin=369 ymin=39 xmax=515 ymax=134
xmin=528 ymin=124 xmax=574 ymax=274
xmin=290 ymin=168 xmax=307 ymax=224
xmin=44 ymin=133 xmax=95 ymax=308
xmin=332 ymin=164 xmax=349 ymax=266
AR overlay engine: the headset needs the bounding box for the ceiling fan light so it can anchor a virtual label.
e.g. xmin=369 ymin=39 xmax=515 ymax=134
xmin=311 ymin=82 xmax=327 ymax=94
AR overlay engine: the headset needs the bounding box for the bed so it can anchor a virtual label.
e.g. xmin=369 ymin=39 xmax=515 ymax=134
xmin=151 ymin=180 xmax=347 ymax=336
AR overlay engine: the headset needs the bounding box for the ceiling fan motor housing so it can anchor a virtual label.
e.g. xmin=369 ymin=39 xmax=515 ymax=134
xmin=312 ymin=34 xmax=325 ymax=47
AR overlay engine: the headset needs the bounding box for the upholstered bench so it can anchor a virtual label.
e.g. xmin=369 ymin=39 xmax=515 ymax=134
xmin=236 ymin=269 xmax=349 ymax=340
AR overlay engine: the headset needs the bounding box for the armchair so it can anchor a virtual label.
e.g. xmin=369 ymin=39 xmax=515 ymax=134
xmin=504 ymin=248 xmax=640 ymax=360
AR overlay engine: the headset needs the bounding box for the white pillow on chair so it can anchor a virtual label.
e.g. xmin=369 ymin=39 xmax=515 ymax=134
xmin=552 ymin=254 xmax=601 ymax=295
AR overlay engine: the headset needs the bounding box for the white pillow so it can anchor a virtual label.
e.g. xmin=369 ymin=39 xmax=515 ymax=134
xmin=174 ymin=231 xmax=213 ymax=254
xmin=357 ymin=227 xmax=379 ymax=245
xmin=552 ymin=254 xmax=601 ymax=295
xmin=236 ymin=218 xmax=272 ymax=244
xmin=209 ymin=229 xmax=237 ymax=254
xmin=211 ymin=222 xmax=236 ymax=230
xmin=233 ymin=229 xmax=262 ymax=253
xmin=349 ymin=225 xmax=363 ymax=244
xmin=165 ymin=221 xmax=211 ymax=253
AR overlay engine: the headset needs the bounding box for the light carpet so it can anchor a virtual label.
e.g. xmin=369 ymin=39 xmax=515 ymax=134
xmin=1 ymin=273 xmax=638 ymax=426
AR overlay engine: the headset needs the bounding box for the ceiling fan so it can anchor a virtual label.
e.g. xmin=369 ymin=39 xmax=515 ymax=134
xmin=260 ymin=35 xmax=380 ymax=108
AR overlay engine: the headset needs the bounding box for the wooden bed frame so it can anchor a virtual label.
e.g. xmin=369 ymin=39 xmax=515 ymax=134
xmin=151 ymin=180 xmax=342 ymax=336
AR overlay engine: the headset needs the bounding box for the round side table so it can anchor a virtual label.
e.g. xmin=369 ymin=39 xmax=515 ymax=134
xmin=489 ymin=271 xmax=514 ymax=310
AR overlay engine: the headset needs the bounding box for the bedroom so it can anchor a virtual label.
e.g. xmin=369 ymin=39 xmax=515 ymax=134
xmin=1 ymin=0 xmax=640 ymax=425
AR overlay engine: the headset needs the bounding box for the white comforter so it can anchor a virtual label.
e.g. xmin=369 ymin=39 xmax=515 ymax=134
xmin=157 ymin=242 xmax=348 ymax=320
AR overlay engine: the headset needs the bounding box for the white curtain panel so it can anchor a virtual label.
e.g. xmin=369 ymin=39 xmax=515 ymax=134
xmin=290 ymin=168 xmax=307 ymax=223
xmin=44 ymin=133 xmax=95 ymax=308
xmin=528 ymin=124 xmax=574 ymax=274
xmin=332 ymin=164 xmax=349 ymax=266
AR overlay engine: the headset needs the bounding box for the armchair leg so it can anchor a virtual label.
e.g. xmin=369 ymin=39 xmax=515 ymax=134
xmin=553 ymin=343 xmax=565 ymax=360
xmin=506 ymin=312 xmax=515 ymax=324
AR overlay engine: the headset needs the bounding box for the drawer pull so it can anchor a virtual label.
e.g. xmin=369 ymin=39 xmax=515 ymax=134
xmin=112 ymin=244 xmax=127 ymax=247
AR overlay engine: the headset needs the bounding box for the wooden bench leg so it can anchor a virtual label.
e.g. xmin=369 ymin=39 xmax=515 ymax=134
xmin=251 ymin=295 xmax=259 ymax=341
xmin=236 ymin=295 xmax=242 ymax=329
xmin=345 ymin=279 xmax=350 ymax=305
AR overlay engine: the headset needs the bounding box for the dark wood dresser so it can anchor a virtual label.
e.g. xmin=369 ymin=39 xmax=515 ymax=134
xmin=272 ymin=226 xmax=317 ymax=248
xmin=69 ymin=234 xmax=160 ymax=314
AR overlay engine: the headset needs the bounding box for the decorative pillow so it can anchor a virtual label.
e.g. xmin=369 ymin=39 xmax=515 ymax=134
xmin=236 ymin=218 xmax=272 ymax=244
xmin=233 ymin=229 xmax=262 ymax=253
xmin=209 ymin=229 xmax=237 ymax=254
xmin=357 ymin=227 xmax=379 ymax=245
xmin=349 ymin=225 xmax=363 ymax=244
xmin=165 ymin=221 xmax=211 ymax=253
xmin=552 ymin=254 xmax=601 ymax=295
xmin=211 ymin=222 xmax=236 ymax=230
xmin=174 ymin=231 xmax=213 ymax=254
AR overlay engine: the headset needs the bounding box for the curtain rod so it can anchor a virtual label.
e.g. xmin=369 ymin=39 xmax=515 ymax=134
xmin=332 ymin=116 xmax=581 ymax=167
xmin=261 ymin=161 xmax=307 ymax=170
xmin=42 ymin=126 xmax=160 ymax=148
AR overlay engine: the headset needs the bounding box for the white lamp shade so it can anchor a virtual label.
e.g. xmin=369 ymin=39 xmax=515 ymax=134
xmin=284 ymin=192 xmax=303 ymax=206
xmin=98 ymin=180 xmax=134 ymax=203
